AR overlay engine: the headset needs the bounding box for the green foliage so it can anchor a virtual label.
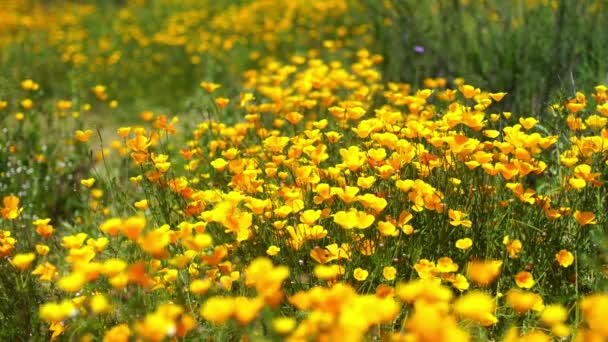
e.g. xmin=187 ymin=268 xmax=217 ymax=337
xmin=364 ymin=0 xmax=608 ymax=116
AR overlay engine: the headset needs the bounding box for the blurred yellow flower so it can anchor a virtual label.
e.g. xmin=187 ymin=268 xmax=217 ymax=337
xmin=90 ymin=294 xmax=111 ymax=314
xmin=12 ymin=252 xmax=36 ymax=270
xmin=39 ymin=300 xmax=76 ymax=323
xmin=201 ymin=296 xmax=234 ymax=323
xmin=467 ymin=260 xmax=502 ymax=286
xmin=272 ymin=317 xmax=296 ymax=335
xmin=506 ymin=289 xmax=544 ymax=314
xmin=103 ymin=324 xmax=131 ymax=342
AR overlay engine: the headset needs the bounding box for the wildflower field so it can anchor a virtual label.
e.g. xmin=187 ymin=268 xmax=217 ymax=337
xmin=2 ymin=0 xmax=608 ymax=341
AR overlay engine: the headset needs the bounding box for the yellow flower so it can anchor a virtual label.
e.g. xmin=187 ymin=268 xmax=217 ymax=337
xmin=210 ymin=158 xmax=228 ymax=171
xmin=266 ymin=245 xmax=280 ymax=256
xmin=39 ymin=300 xmax=77 ymax=323
xmin=215 ymin=97 xmax=229 ymax=109
xmin=540 ymin=304 xmax=567 ymax=326
xmin=333 ymin=209 xmax=375 ymax=229
xmin=519 ymin=117 xmax=539 ymax=130
xmin=190 ymin=279 xmax=212 ymax=295
xmin=123 ymin=216 xmax=146 ymax=241
xmin=580 ymin=294 xmax=608 ymax=337
xmin=515 ymin=271 xmax=535 ymax=289
xmin=448 ymin=209 xmax=472 ymax=228
xmin=353 ymin=267 xmax=369 ymax=281
xmin=81 ymin=178 xmax=96 ymax=188
xmin=506 ymin=289 xmax=544 ymax=314
xmin=489 ymin=92 xmax=507 ymax=102
xmin=200 ymin=81 xmax=221 ymax=93
xmin=134 ymin=199 xmax=148 ymax=210
xmin=285 ymin=111 xmax=304 ymax=125
xmin=103 ymin=324 xmax=131 ymax=342
xmin=555 ymin=249 xmax=574 ymax=267
xmin=32 ymin=262 xmax=57 ymax=281
xmin=50 ymin=321 xmax=65 ymax=341
xmin=20 ymin=98 xmax=34 ymax=109
xmin=503 ymin=236 xmax=523 ymax=259
xmin=314 ymin=264 xmax=345 ymax=280
xmin=58 ymin=272 xmax=87 ymax=292
xmin=272 ymin=317 xmax=296 ymax=335
xmin=357 ymin=175 xmax=376 ymax=189
xmin=100 ymin=218 xmax=123 ymax=236
xmin=383 ymin=266 xmax=397 ymax=281
xmin=233 ymin=296 xmax=264 ymax=325
xmin=90 ymin=294 xmax=111 ymax=314
xmin=12 ymin=253 xmax=36 ymax=270
xmin=436 ymin=257 xmax=458 ymax=273
xmin=459 ymin=84 xmax=480 ymax=99
xmin=453 ymin=291 xmax=498 ymax=326
xmin=467 ymin=260 xmax=502 ymax=286
xmin=75 ymin=129 xmax=94 ymax=142
xmin=35 ymin=244 xmax=50 ymax=256
xmin=21 ymin=79 xmax=39 ymax=91
xmin=117 ymin=127 xmax=131 ymax=138
xmin=455 ymin=238 xmax=473 ymax=250
xmin=201 ymin=296 xmax=234 ymax=323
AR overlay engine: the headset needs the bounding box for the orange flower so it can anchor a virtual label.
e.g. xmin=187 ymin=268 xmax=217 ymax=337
xmin=573 ymin=211 xmax=597 ymax=226
xmin=200 ymin=81 xmax=221 ymax=93
xmin=34 ymin=218 xmax=54 ymax=238
xmin=1 ymin=195 xmax=23 ymax=220
xmin=215 ymin=97 xmax=229 ymax=109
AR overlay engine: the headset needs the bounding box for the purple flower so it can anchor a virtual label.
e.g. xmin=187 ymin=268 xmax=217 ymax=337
xmin=414 ymin=45 xmax=425 ymax=54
